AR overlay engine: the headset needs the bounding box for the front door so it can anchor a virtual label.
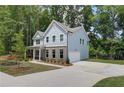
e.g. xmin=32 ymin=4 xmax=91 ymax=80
xmin=35 ymin=50 xmax=39 ymax=59
xmin=41 ymin=49 xmax=45 ymax=60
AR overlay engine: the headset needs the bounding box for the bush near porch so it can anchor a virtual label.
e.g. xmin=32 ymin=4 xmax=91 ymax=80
xmin=45 ymin=58 xmax=72 ymax=66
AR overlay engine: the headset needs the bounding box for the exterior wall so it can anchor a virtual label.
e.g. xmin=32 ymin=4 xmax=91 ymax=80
xmin=45 ymin=46 xmax=67 ymax=60
xmin=44 ymin=23 xmax=67 ymax=47
xmin=68 ymin=28 xmax=89 ymax=62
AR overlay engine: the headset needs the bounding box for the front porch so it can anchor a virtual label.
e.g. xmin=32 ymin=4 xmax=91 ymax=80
xmin=26 ymin=46 xmax=71 ymax=66
xmin=26 ymin=46 xmax=45 ymax=61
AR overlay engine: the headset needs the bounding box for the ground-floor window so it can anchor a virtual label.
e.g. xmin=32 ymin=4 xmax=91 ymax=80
xmin=60 ymin=49 xmax=63 ymax=58
xmin=52 ymin=49 xmax=56 ymax=58
xmin=46 ymin=50 xmax=49 ymax=58
xmin=35 ymin=50 xmax=39 ymax=56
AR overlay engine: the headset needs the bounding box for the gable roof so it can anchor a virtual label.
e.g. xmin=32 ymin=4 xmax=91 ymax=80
xmin=32 ymin=31 xmax=44 ymax=40
xmin=32 ymin=20 xmax=89 ymax=40
xmin=43 ymin=20 xmax=83 ymax=37
xmin=54 ymin=20 xmax=90 ymax=40
xmin=54 ymin=20 xmax=82 ymax=33
xmin=37 ymin=31 xmax=44 ymax=36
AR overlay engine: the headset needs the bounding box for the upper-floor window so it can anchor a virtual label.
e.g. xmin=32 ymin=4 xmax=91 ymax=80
xmin=52 ymin=35 xmax=56 ymax=42
xmin=82 ymin=39 xmax=84 ymax=45
xmin=36 ymin=39 xmax=40 ymax=44
xmin=46 ymin=37 xmax=49 ymax=43
xmin=60 ymin=34 xmax=64 ymax=41
xmin=80 ymin=39 xmax=82 ymax=44
xmin=80 ymin=38 xmax=84 ymax=45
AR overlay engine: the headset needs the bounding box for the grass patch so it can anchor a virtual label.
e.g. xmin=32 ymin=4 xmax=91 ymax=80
xmin=0 ymin=61 xmax=60 ymax=76
xmin=0 ymin=66 xmax=8 ymax=72
xmin=93 ymin=76 xmax=124 ymax=87
xmin=89 ymin=59 xmax=124 ymax=65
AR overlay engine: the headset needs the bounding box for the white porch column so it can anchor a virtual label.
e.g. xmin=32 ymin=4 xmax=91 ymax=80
xmin=33 ymin=49 xmax=36 ymax=60
xmin=39 ymin=48 xmax=41 ymax=61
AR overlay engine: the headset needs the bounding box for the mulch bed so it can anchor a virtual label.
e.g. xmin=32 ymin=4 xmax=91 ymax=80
xmin=14 ymin=67 xmax=32 ymax=71
xmin=0 ymin=61 xmax=18 ymax=66
xmin=44 ymin=61 xmax=72 ymax=66
xmin=0 ymin=55 xmax=16 ymax=60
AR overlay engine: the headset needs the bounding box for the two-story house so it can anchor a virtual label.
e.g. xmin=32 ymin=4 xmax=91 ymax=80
xmin=27 ymin=20 xmax=90 ymax=63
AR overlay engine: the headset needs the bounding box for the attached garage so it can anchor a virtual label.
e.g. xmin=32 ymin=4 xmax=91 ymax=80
xmin=69 ymin=51 xmax=80 ymax=63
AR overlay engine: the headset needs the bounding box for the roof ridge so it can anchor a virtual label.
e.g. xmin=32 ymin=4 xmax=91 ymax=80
xmin=54 ymin=20 xmax=81 ymax=29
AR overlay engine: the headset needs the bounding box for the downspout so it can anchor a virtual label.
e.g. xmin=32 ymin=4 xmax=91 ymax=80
xmin=67 ymin=31 xmax=69 ymax=62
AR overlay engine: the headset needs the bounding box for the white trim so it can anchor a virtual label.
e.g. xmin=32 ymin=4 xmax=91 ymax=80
xmin=32 ymin=31 xmax=43 ymax=40
xmin=43 ymin=20 xmax=68 ymax=38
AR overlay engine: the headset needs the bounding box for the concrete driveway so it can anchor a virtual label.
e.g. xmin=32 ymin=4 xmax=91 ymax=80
xmin=1 ymin=61 xmax=124 ymax=87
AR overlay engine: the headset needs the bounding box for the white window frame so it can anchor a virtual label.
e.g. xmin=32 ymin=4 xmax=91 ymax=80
xmin=52 ymin=49 xmax=56 ymax=58
xmin=52 ymin=35 xmax=56 ymax=42
xmin=46 ymin=50 xmax=49 ymax=58
xmin=60 ymin=49 xmax=64 ymax=58
xmin=46 ymin=37 xmax=49 ymax=43
xmin=36 ymin=39 xmax=40 ymax=45
xmin=60 ymin=34 xmax=64 ymax=42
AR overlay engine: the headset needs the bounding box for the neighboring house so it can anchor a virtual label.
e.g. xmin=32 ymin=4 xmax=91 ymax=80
xmin=27 ymin=20 xmax=90 ymax=63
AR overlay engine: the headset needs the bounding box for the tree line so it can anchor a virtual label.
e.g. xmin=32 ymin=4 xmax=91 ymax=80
xmin=0 ymin=5 xmax=124 ymax=60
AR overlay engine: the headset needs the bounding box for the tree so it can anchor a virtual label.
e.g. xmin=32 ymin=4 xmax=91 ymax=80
xmin=39 ymin=9 xmax=51 ymax=31
xmin=91 ymin=6 xmax=118 ymax=59
xmin=65 ymin=5 xmax=82 ymax=27
xmin=49 ymin=6 xmax=65 ymax=23
xmin=81 ymin=5 xmax=93 ymax=32
xmin=0 ymin=40 xmax=5 ymax=55
xmin=12 ymin=31 xmax=26 ymax=61
xmin=117 ymin=6 xmax=124 ymax=41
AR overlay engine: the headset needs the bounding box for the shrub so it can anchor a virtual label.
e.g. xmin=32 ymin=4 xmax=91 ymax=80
xmin=24 ymin=58 xmax=29 ymax=62
xmin=66 ymin=57 xmax=70 ymax=64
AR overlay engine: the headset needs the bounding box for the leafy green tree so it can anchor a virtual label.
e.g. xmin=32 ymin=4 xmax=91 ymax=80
xmin=117 ymin=6 xmax=124 ymax=41
xmin=65 ymin=5 xmax=81 ymax=27
xmin=91 ymin=6 xmax=118 ymax=59
xmin=49 ymin=6 xmax=65 ymax=23
xmin=12 ymin=31 xmax=26 ymax=60
xmin=0 ymin=40 xmax=5 ymax=55
xmin=39 ymin=9 xmax=51 ymax=31
xmin=81 ymin=5 xmax=94 ymax=32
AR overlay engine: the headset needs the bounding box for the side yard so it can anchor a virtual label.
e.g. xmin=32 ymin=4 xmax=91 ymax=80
xmin=89 ymin=59 xmax=124 ymax=65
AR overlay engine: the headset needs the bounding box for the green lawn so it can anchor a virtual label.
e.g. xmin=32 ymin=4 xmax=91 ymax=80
xmin=93 ymin=76 xmax=124 ymax=87
xmin=89 ymin=59 xmax=124 ymax=65
xmin=0 ymin=60 xmax=60 ymax=76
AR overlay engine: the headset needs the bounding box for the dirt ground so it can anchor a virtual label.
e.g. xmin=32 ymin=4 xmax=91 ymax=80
xmin=0 ymin=55 xmax=8 ymax=60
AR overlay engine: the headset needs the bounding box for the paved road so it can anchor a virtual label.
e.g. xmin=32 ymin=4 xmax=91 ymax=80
xmin=1 ymin=61 xmax=124 ymax=87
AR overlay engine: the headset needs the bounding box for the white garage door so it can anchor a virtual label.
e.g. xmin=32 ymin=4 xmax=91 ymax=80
xmin=69 ymin=51 xmax=80 ymax=63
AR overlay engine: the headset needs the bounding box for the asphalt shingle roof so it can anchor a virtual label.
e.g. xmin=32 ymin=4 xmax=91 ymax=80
xmin=54 ymin=20 xmax=82 ymax=32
